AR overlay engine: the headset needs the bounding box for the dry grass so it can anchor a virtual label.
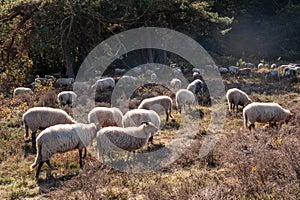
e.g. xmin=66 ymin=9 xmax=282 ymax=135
xmin=0 ymin=72 xmax=299 ymax=199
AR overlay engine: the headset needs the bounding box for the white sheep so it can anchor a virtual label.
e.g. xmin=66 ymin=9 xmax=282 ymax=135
xmin=257 ymin=63 xmax=264 ymax=69
xmin=226 ymin=88 xmax=252 ymax=111
xmin=122 ymin=109 xmax=161 ymax=143
xmin=175 ymin=89 xmax=196 ymax=113
xmin=13 ymin=87 xmax=33 ymax=98
xmin=229 ymin=66 xmax=239 ymax=74
xmin=22 ymin=107 xmax=76 ymax=147
xmin=91 ymin=77 xmax=115 ymax=91
xmin=243 ymin=102 xmax=293 ymax=130
xmin=138 ymin=95 xmax=173 ymax=122
xmin=270 ymin=63 xmax=277 ymax=69
xmin=187 ymin=79 xmax=204 ymax=95
xmin=170 ymin=78 xmax=182 ymax=90
xmin=73 ymin=81 xmax=90 ymax=91
xmin=118 ymin=75 xmax=138 ymax=86
xmin=88 ymin=107 xmax=123 ymax=127
xmin=96 ymin=121 xmax=158 ymax=163
xmin=30 ymin=123 xmax=100 ymax=178
xmin=57 ymin=91 xmax=77 ymax=107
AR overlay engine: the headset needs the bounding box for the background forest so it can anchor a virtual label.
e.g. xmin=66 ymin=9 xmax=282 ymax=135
xmin=1 ymin=0 xmax=300 ymax=93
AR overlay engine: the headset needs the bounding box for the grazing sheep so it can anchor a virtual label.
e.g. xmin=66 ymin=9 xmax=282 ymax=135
xmin=122 ymin=109 xmax=161 ymax=142
xmin=22 ymin=107 xmax=76 ymax=147
xmin=265 ymin=70 xmax=280 ymax=81
xmin=91 ymin=77 xmax=115 ymax=91
xmin=13 ymin=87 xmax=33 ymax=98
xmin=270 ymin=63 xmax=277 ymax=69
xmin=283 ymin=67 xmax=298 ymax=78
xmin=96 ymin=121 xmax=158 ymax=163
xmin=187 ymin=79 xmax=204 ymax=96
xmin=175 ymin=89 xmax=195 ymax=113
xmin=138 ymin=95 xmax=173 ymax=122
xmin=31 ymin=123 xmax=100 ymax=178
xmin=170 ymin=78 xmax=182 ymax=90
xmin=226 ymin=88 xmax=252 ymax=111
xmin=219 ymin=67 xmax=228 ymax=74
xmin=57 ymin=91 xmax=77 ymax=107
xmin=73 ymin=81 xmax=90 ymax=91
xmin=243 ymin=102 xmax=293 ymax=130
xmin=118 ymin=75 xmax=138 ymax=86
xmin=192 ymin=68 xmax=204 ymax=74
xmin=88 ymin=107 xmax=123 ymax=127
xmin=229 ymin=66 xmax=239 ymax=74
xmin=55 ymin=78 xmax=75 ymax=88
xmin=237 ymin=68 xmax=251 ymax=76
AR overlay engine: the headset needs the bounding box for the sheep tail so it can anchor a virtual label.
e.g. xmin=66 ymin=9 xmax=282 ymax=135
xmin=30 ymin=144 xmax=41 ymax=169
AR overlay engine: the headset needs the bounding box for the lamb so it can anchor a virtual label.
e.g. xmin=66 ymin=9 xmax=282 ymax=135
xmin=57 ymin=91 xmax=77 ymax=107
xmin=96 ymin=121 xmax=158 ymax=163
xmin=237 ymin=68 xmax=251 ymax=76
xmin=88 ymin=107 xmax=123 ymax=127
xmin=187 ymin=79 xmax=204 ymax=96
xmin=22 ymin=107 xmax=76 ymax=147
xmin=175 ymin=89 xmax=195 ymax=113
xmin=91 ymin=77 xmax=115 ymax=91
xmin=170 ymin=78 xmax=182 ymax=90
xmin=122 ymin=109 xmax=161 ymax=142
xmin=243 ymin=102 xmax=293 ymax=130
xmin=138 ymin=95 xmax=173 ymax=122
xmin=229 ymin=66 xmax=239 ymax=74
xmin=226 ymin=88 xmax=252 ymax=111
xmin=30 ymin=123 xmax=100 ymax=178
xmin=13 ymin=87 xmax=33 ymax=98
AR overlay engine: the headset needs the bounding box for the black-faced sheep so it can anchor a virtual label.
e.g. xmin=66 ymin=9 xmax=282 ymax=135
xmin=57 ymin=91 xmax=77 ymax=107
xmin=88 ymin=107 xmax=123 ymax=127
xmin=138 ymin=95 xmax=174 ymax=122
xmin=122 ymin=109 xmax=161 ymax=143
xmin=243 ymin=102 xmax=293 ymax=130
xmin=22 ymin=107 xmax=76 ymax=147
xmin=175 ymin=89 xmax=196 ymax=113
xmin=96 ymin=121 xmax=158 ymax=163
xmin=226 ymin=88 xmax=252 ymax=111
xmin=31 ymin=123 xmax=100 ymax=178
xmin=187 ymin=79 xmax=204 ymax=96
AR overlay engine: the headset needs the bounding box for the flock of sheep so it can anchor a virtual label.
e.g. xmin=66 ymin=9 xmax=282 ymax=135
xmin=13 ymin=62 xmax=297 ymax=179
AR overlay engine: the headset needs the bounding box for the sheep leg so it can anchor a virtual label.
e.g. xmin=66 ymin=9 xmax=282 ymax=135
xmin=35 ymin=161 xmax=44 ymax=179
xmin=24 ymin=125 xmax=29 ymax=140
xmin=78 ymin=149 xmax=83 ymax=168
xmin=32 ymin=131 xmax=37 ymax=148
xmin=148 ymin=135 xmax=154 ymax=143
xmin=166 ymin=111 xmax=169 ymax=122
xmin=82 ymin=148 xmax=87 ymax=159
xmin=46 ymin=160 xmax=53 ymax=169
xmin=248 ymin=124 xmax=255 ymax=131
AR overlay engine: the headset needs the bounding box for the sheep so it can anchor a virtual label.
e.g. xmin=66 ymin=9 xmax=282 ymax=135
xmin=219 ymin=67 xmax=228 ymax=75
xmin=187 ymin=79 xmax=204 ymax=96
xmin=245 ymin=62 xmax=255 ymax=68
xmin=35 ymin=77 xmax=49 ymax=86
xmin=283 ymin=67 xmax=298 ymax=78
xmin=118 ymin=75 xmax=138 ymax=86
xmin=192 ymin=67 xmax=204 ymax=74
xmin=73 ymin=81 xmax=90 ymax=91
xmin=13 ymin=87 xmax=33 ymax=98
xmin=243 ymin=102 xmax=293 ymax=130
xmin=138 ymin=95 xmax=173 ymax=122
xmin=88 ymin=107 xmax=123 ymax=127
xmin=170 ymin=78 xmax=182 ymax=90
xmin=114 ymin=68 xmax=126 ymax=75
xmin=57 ymin=91 xmax=77 ymax=107
xmin=175 ymin=89 xmax=195 ymax=113
xmin=193 ymin=72 xmax=202 ymax=80
xmin=257 ymin=63 xmax=264 ymax=69
xmin=30 ymin=123 xmax=100 ymax=178
xmin=270 ymin=63 xmax=277 ymax=69
xmin=22 ymin=107 xmax=76 ymax=147
xmin=237 ymin=68 xmax=251 ymax=76
xmin=172 ymin=67 xmax=182 ymax=77
xmin=122 ymin=109 xmax=161 ymax=142
xmin=91 ymin=77 xmax=115 ymax=91
xmin=96 ymin=121 xmax=158 ymax=163
xmin=226 ymin=88 xmax=252 ymax=111
xmin=55 ymin=78 xmax=75 ymax=88
xmin=229 ymin=66 xmax=239 ymax=74
xmin=265 ymin=70 xmax=280 ymax=81
xmin=44 ymin=75 xmax=55 ymax=80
